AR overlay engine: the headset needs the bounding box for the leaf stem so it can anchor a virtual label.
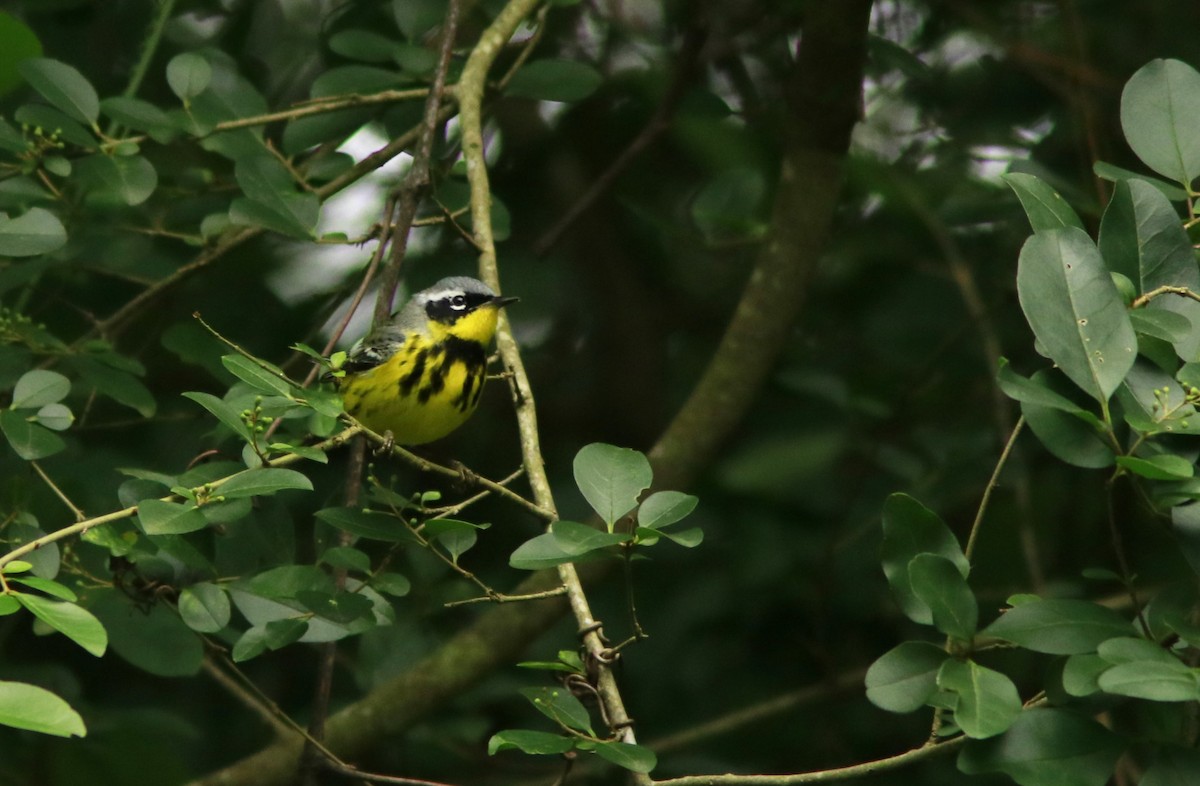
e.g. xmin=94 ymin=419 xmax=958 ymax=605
xmin=964 ymin=416 xmax=1025 ymax=562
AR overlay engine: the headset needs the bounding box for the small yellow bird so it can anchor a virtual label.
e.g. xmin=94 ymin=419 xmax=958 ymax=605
xmin=336 ymin=277 xmax=517 ymax=445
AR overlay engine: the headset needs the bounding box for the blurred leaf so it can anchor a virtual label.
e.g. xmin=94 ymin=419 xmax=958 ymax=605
xmin=182 ymin=391 xmax=253 ymax=442
xmin=1116 ymin=454 xmax=1194 ymax=480
xmin=594 ymin=741 xmax=657 ymax=773
xmin=328 ymin=29 xmax=400 ymax=63
xmin=691 ymin=167 xmax=768 ymax=243
xmin=424 ymin=518 xmax=487 ymax=563
xmin=74 ymin=153 xmax=158 ymax=206
xmin=1016 ymin=227 xmax=1136 ymax=402
xmin=0 ymin=681 xmax=84 ymax=738
xmin=958 ymin=708 xmax=1124 ymax=786
xmin=1142 ymin=747 xmax=1200 ymax=786
xmin=1096 ymin=661 xmax=1200 ymax=701
xmin=0 ymin=13 xmax=42 ymax=96
xmin=33 ymin=402 xmax=73 ymax=431
xmin=0 ymin=410 xmax=65 ymax=460
xmin=166 ymin=53 xmax=212 ymax=101
xmin=520 ymin=686 xmax=593 ymax=734
xmin=136 ymin=499 xmax=207 ymax=535
xmin=11 ymin=369 xmax=69 ymax=408
xmin=89 ymin=590 xmax=202 ymax=676
xmin=19 ymin=57 xmax=99 ymax=125
xmin=16 ymin=594 xmax=106 ymax=656
xmin=938 ymin=659 xmax=1021 ymax=739
xmin=488 ymin=729 xmax=575 ymax=755
xmin=1121 ymin=59 xmax=1200 ymax=186
xmin=1061 ymin=653 xmax=1107 ymax=697
xmin=1003 ymin=173 xmax=1084 ymax=231
xmin=506 ymin=59 xmax=603 ymax=102
xmin=319 ymin=546 xmax=371 ymax=573
xmin=0 ymin=207 xmax=66 ymax=257
xmin=68 ymin=355 xmax=156 ymax=417
xmin=178 ymin=582 xmax=231 ymax=633
xmin=636 ymin=491 xmax=698 ymax=530
xmin=865 ymin=641 xmax=949 ymax=713
xmin=1093 ymin=161 xmax=1189 ymax=202
xmin=879 ymin=493 xmax=968 ymax=626
xmin=1099 ymin=179 xmax=1200 ymax=358
xmin=99 ymin=96 xmax=176 ymax=143
xmin=217 ymin=468 xmax=312 ymax=499
xmin=221 ymin=354 xmax=296 ymax=396
xmin=983 ymin=599 xmax=1132 ymax=654
xmin=909 ymin=553 xmax=978 ymax=640
xmin=392 ymin=0 xmax=445 ymax=40
xmin=370 ymin=572 xmax=410 ymax=597
xmin=315 ymin=506 xmax=407 ymax=542
xmin=573 ymin=443 xmax=652 ymax=527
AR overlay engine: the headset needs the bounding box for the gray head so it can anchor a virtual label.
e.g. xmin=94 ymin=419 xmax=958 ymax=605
xmin=394 ymin=276 xmax=514 ymax=334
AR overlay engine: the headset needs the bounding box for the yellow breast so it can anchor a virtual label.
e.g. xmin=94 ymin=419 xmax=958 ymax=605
xmin=341 ymin=334 xmax=489 ymax=445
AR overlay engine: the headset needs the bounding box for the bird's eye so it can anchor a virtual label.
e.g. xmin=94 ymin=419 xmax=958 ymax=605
xmin=450 ymin=295 xmax=467 ymax=309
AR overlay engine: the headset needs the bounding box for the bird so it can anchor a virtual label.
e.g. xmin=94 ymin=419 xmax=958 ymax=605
xmin=334 ymin=276 xmax=518 ymax=445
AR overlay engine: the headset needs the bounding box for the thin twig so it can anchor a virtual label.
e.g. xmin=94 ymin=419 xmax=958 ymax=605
xmin=649 ymin=739 xmax=964 ymax=786
xmin=30 ymin=461 xmax=86 ymax=522
xmin=372 ymin=0 xmax=462 ymax=324
xmin=201 ymin=657 xmax=293 ymax=739
xmin=964 ymin=416 xmax=1025 ymax=562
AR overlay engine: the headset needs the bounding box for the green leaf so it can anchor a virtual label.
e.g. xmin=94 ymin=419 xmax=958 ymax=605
xmin=11 ymin=369 xmax=69 ymax=408
xmin=573 ymin=443 xmax=652 ymax=527
xmin=1020 ymin=374 xmax=1115 ymax=468
xmin=229 ymin=155 xmax=318 ymax=239
xmin=370 ymin=572 xmax=410 ymax=597
xmin=33 ymin=402 xmax=73 ymax=431
xmin=1002 ymin=173 xmax=1085 ymax=232
xmin=593 ymin=741 xmax=657 ymax=773
xmin=315 ymin=506 xmax=407 ymax=542
xmin=74 ymin=153 xmax=158 ymax=206
xmin=0 ymin=681 xmax=85 ymax=738
xmin=319 ymin=546 xmax=371 ymax=573
xmin=19 ymin=57 xmax=99 ymax=125
xmin=1093 ymin=160 xmax=1189 ymax=202
xmin=137 ymin=499 xmax=207 ymax=535
xmin=865 ymin=641 xmax=950 ymax=713
xmin=488 ymin=729 xmax=575 ymax=755
xmin=1016 ymin=227 xmax=1136 ymax=402
xmin=88 ymin=589 xmax=203 ymax=676
xmin=16 ymin=594 xmax=107 ymax=656
xmin=1116 ymin=454 xmax=1194 ymax=480
xmin=520 ymin=686 xmax=594 ymax=734
xmin=221 ymin=354 xmax=296 ymax=396
xmin=183 ymin=391 xmax=254 ymax=442
xmin=1096 ymin=661 xmax=1200 ymax=701
xmin=0 ymin=13 xmax=43 ymax=96
xmin=879 ymin=493 xmax=968 ymax=626
xmin=509 ymin=531 xmax=581 ymax=570
xmin=1099 ymin=179 xmax=1200 ymax=358
xmin=10 ymin=576 xmax=76 ymax=602
xmin=0 ymin=206 xmax=67 ymax=257
xmin=551 ymin=520 xmax=629 ymax=555
xmin=166 ymin=53 xmax=212 ymax=101
xmin=423 ymin=518 xmax=487 ymax=563
xmin=637 ymin=490 xmax=698 ymax=530
xmin=995 ymin=360 xmax=1100 ymax=424
xmin=14 ymin=103 xmax=93 ymax=148
xmin=958 ymin=708 xmax=1124 ymax=786
xmin=231 ymin=624 xmax=270 ymax=662
xmin=1061 ymin=653 xmax=1108 ymax=697
xmin=1130 ymin=309 xmax=1193 ymax=344
xmin=178 ymin=582 xmax=231 ymax=633
xmin=263 ymin=617 xmax=309 ymax=649
xmin=506 ymin=59 xmax=603 ymax=102
xmin=1120 ymin=59 xmax=1200 ymax=186
xmin=909 ymin=553 xmax=978 ymax=640
xmin=938 ymin=659 xmax=1021 ymax=739
xmin=0 ymin=410 xmax=65 ymax=460
xmin=392 ymin=0 xmax=445 ymax=40
xmin=982 ymin=599 xmax=1132 ymax=655
xmin=68 ymin=355 xmax=156 ymax=417
xmin=216 ymin=468 xmax=313 ymax=499
xmin=99 ymin=96 xmax=176 ymax=143
xmin=328 ymin=29 xmax=401 ymax=63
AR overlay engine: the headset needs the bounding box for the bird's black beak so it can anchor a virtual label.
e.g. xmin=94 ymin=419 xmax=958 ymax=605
xmin=490 ymin=295 xmax=519 ymax=308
